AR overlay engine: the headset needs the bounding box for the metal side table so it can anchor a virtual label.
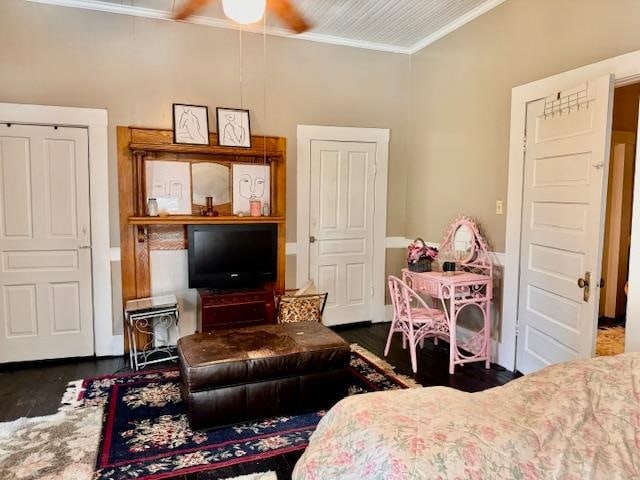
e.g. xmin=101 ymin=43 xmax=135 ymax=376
xmin=125 ymin=294 xmax=179 ymax=371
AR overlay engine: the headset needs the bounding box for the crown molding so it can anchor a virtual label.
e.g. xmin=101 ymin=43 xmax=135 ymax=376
xmin=24 ymin=0 xmax=505 ymax=55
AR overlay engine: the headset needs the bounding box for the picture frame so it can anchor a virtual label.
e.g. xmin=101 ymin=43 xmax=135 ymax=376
xmin=145 ymin=160 xmax=192 ymax=214
xmin=232 ymin=163 xmax=270 ymax=214
xmin=216 ymin=107 xmax=251 ymax=148
xmin=172 ymin=103 xmax=210 ymax=145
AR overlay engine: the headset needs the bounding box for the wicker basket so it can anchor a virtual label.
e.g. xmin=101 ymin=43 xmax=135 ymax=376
xmin=408 ymin=258 xmax=432 ymax=272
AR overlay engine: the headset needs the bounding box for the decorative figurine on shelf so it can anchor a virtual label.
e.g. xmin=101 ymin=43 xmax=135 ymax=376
xmin=147 ymin=198 xmax=159 ymax=217
xmin=201 ymin=196 xmax=219 ymax=217
xmin=407 ymin=238 xmax=438 ymax=272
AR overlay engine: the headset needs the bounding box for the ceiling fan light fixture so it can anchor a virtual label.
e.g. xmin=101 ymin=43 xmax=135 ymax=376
xmin=221 ymin=0 xmax=266 ymax=24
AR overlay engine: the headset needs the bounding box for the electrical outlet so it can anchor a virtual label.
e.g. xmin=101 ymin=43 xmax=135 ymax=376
xmin=496 ymin=200 xmax=504 ymax=215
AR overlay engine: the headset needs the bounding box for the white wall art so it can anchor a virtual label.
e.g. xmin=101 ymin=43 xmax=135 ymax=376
xmin=232 ymin=163 xmax=270 ymax=214
xmin=145 ymin=160 xmax=191 ymax=214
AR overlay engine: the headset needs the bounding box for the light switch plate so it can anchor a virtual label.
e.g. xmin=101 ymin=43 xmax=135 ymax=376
xmin=496 ymin=200 xmax=504 ymax=215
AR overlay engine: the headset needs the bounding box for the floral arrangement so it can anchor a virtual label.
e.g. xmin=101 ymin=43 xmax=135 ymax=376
xmin=407 ymin=238 xmax=438 ymax=265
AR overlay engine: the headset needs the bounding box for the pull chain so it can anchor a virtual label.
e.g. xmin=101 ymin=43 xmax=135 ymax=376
xmin=263 ymin=12 xmax=267 ymax=165
xmin=239 ymin=26 xmax=244 ymax=108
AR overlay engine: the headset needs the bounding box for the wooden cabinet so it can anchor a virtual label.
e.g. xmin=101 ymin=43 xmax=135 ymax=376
xmin=197 ymin=288 xmax=275 ymax=332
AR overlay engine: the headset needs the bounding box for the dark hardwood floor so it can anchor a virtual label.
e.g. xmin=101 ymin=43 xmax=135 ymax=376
xmin=0 ymin=322 xmax=518 ymax=479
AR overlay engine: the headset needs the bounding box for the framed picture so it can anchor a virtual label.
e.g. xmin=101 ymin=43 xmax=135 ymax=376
xmin=145 ymin=160 xmax=192 ymax=214
xmin=217 ymin=107 xmax=251 ymax=148
xmin=232 ymin=163 xmax=270 ymax=214
xmin=173 ymin=103 xmax=210 ymax=145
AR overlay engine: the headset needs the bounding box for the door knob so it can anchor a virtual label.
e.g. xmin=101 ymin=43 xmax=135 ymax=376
xmin=309 ymin=236 xmax=317 ymax=243
xmin=577 ymin=272 xmax=591 ymax=302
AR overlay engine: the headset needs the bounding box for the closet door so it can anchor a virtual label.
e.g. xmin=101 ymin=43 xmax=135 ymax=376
xmin=308 ymin=140 xmax=376 ymax=326
xmin=0 ymin=124 xmax=93 ymax=362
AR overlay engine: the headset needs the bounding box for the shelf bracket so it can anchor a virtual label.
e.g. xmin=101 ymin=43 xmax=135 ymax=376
xmin=137 ymin=225 xmax=148 ymax=243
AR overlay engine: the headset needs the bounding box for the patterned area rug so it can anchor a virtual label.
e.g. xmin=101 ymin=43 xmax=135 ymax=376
xmin=64 ymin=344 xmax=419 ymax=480
xmin=0 ymin=406 xmax=103 ymax=480
xmin=596 ymin=325 xmax=625 ymax=356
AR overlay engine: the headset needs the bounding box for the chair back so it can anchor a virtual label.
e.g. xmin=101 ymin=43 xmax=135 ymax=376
xmin=388 ymin=275 xmax=433 ymax=323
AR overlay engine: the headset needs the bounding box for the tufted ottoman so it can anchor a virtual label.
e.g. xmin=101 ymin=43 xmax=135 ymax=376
xmin=178 ymin=322 xmax=350 ymax=430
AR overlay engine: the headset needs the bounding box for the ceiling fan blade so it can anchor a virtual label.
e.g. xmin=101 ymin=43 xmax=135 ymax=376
xmin=173 ymin=0 xmax=213 ymax=20
xmin=267 ymin=0 xmax=311 ymax=33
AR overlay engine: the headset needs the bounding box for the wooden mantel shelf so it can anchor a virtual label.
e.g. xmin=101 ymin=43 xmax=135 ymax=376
xmin=129 ymin=215 xmax=286 ymax=225
xmin=129 ymin=142 xmax=282 ymax=158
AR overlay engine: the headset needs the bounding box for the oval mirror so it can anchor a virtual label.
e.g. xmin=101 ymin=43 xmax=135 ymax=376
xmin=453 ymin=224 xmax=475 ymax=264
xmin=192 ymin=162 xmax=230 ymax=207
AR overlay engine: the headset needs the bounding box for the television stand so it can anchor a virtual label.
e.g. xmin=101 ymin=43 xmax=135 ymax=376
xmin=197 ymin=287 xmax=275 ymax=332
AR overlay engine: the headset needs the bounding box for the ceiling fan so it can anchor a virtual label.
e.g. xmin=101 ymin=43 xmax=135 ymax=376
xmin=173 ymin=0 xmax=311 ymax=33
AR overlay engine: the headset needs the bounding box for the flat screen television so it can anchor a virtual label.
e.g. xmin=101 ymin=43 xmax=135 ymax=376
xmin=187 ymin=224 xmax=277 ymax=289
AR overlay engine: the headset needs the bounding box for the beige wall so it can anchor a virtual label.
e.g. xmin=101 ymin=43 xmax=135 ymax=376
xmin=0 ymin=0 xmax=411 ymax=248
xmin=4 ymin=0 xmax=640 ymax=327
xmin=407 ymin=0 xmax=640 ymax=252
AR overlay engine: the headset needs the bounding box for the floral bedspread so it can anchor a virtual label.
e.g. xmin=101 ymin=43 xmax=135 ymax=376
xmin=292 ymin=353 xmax=640 ymax=480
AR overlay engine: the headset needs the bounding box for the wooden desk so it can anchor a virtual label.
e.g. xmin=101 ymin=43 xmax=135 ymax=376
xmin=402 ymin=269 xmax=492 ymax=374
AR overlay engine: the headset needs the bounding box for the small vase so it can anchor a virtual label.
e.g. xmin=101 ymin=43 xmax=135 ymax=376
xmin=147 ymin=198 xmax=158 ymax=217
xmin=249 ymin=197 xmax=262 ymax=217
xmin=204 ymin=196 xmax=218 ymax=216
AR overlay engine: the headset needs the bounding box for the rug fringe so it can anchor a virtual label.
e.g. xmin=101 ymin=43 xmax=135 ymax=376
xmin=350 ymin=343 xmax=422 ymax=388
xmin=59 ymin=379 xmax=85 ymax=410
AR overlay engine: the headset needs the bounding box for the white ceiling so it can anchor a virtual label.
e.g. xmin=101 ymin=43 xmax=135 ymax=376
xmin=26 ymin=0 xmax=506 ymax=54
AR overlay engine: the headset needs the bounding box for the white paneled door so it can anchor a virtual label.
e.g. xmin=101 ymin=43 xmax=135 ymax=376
xmin=516 ymin=75 xmax=614 ymax=374
xmin=0 ymin=124 xmax=93 ymax=362
xmin=309 ymin=140 xmax=376 ymax=326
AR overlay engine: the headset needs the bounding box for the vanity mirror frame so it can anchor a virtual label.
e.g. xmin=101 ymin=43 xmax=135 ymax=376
xmin=440 ymin=216 xmax=492 ymax=273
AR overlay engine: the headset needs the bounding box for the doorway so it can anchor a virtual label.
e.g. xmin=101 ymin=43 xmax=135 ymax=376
xmin=513 ymin=76 xmax=613 ymax=374
xmin=296 ymin=125 xmax=389 ymax=326
xmin=504 ymin=50 xmax=640 ymax=374
xmin=597 ymin=83 xmax=640 ymax=356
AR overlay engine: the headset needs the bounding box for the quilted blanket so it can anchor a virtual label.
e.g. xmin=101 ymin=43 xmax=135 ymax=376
xmin=292 ymin=353 xmax=640 ymax=480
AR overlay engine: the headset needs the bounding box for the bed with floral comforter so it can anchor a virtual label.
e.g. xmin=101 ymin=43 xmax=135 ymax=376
xmin=293 ymin=353 xmax=640 ymax=480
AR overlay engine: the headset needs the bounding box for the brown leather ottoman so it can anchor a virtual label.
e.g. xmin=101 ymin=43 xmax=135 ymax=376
xmin=178 ymin=322 xmax=350 ymax=430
